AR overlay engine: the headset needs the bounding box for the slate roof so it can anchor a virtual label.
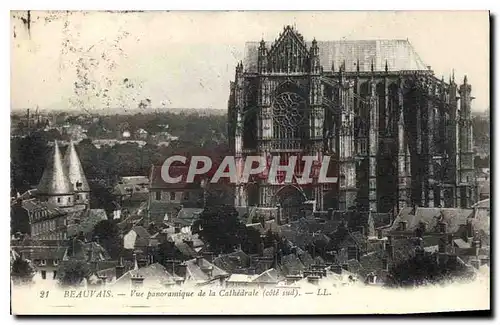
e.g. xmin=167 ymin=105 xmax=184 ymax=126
xmin=37 ymin=141 xmax=73 ymax=195
xmin=13 ymin=245 xmax=67 ymax=261
xmin=66 ymin=209 xmax=108 ymax=237
xmin=132 ymin=226 xmax=151 ymax=239
xmin=63 ymin=141 xmax=90 ymax=192
xmin=18 ymin=199 xmax=66 ymax=222
xmin=226 ymin=274 xmax=258 ymax=283
xmin=63 ymin=239 xmax=111 ymax=262
xmin=176 ymin=208 xmax=204 ymax=222
xmin=175 ymin=242 xmax=197 ymax=258
xmin=114 ymin=263 xmax=176 ymax=288
xmin=388 ymin=207 xmax=474 ymax=234
xmin=372 ymin=213 xmax=392 ymax=229
xmin=247 ymin=219 xmax=279 ymax=235
xmin=184 ymin=258 xmax=229 ymax=283
xmin=213 ymin=250 xmax=251 ymax=273
xmin=279 ymin=254 xmax=306 ymax=276
xmin=473 ymin=199 xmax=490 ymax=209
xmin=253 ymin=268 xmax=281 ymax=284
xmin=244 ymin=37 xmax=429 ymax=73
xmin=148 ymin=201 xmax=176 ymax=225
xmin=357 ymin=238 xmax=416 ymax=280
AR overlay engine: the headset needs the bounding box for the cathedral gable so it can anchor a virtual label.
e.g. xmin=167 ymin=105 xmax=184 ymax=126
xmin=268 ymin=26 xmax=310 ymax=73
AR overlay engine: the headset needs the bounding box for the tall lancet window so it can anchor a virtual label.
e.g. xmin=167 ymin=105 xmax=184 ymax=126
xmin=272 ymin=92 xmax=305 ymax=142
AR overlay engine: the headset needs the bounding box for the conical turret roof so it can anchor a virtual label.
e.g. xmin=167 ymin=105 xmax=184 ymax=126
xmin=37 ymin=141 xmax=74 ymax=195
xmin=63 ymin=141 xmax=90 ymax=192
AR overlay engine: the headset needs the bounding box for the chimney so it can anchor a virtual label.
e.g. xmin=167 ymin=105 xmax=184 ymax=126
xmin=447 ymin=234 xmax=454 ymax=245
xmin=399 ymin=221 xmax=407 ymax=231
xmin=387 ymin=235 xmax=393 ymax=245
xmin=115 ymin=258 xmax=125 ymax=279
xmin=341 ymin=263 xmax=349 ymax=271
xmin=382 ymin=258 xmax=389 ymax=271
xmin=175 ymin=263 xmax=187 ymax=277
xmin=438 ymin=221 xmax=446 ymax=234
xmin=174 ymin=226 xmax=181 ymax=234
xmin=327 ymin=208 xmax=334 ymax=221
xmin=377 ymin=229 xmax=383 ymax=239
xmin=183 ymin=239 xmax=194 ymax=248
xmin=386 ymin=244 xmax=395 ymax=259
xmin=307 ymin=275 xmax=320 ymax=285
xmin=466 ymin=220 xmax=474 ymax=238
xmin=438 ymin=238 xmax=446 ymax=253
xmin=98 ymin=275 xmax=107 ymax=287
xmin=276 ymin=204 xmax=281 ymax=225
xmin=130 ymin=275 xmax=144 ymax=288
xmin=247 ymin=267 xmax=256 ymax=275
xmin=202 ymin=251 xmax=214 ymax=263
xmin=331 ymin=264 xmax=342 ymax=274
xmin=196 ymin=256 xmax=203 ymax=267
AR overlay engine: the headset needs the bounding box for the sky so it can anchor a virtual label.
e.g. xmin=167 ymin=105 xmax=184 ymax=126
xmin=10 ymin=11 xmax=490 ymax=113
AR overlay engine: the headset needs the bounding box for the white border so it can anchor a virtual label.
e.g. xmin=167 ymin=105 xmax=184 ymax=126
xmin=2 ymin=1 xmax=497 ymax=324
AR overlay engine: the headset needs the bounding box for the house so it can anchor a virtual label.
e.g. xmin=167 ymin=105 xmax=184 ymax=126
xmin=11 ymin=198 xmax=68 ymax=240
xmin=12 ymin=243 xmax=67 ymax=283
xmin=66 ymin=209 xmax=108 ymax=239
xmin=181 ymin=256 xmax=229 ymax=286
xmin=123 ymin=226 xmax=159 ymax=251
xmin=113 ymin=176 xmax=149 ymax=208
xmin=113 ymin=263 xmax=181 ymax=289
xmin=387 ymin=207 xmax=474 ymax=238
xmin=148 ymin=165 xmax=204 ymax=225
xmin=134 ymin=128 xmax=148 ymax=140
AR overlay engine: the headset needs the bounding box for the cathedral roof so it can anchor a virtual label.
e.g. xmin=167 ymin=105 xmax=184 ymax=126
xmin=63 ymin=141 xmax=90 ymax=192
xmin=244 ymin=39 xmax=429 ymax=73
xmin=37 ymin=141 xmax=74 ymax=195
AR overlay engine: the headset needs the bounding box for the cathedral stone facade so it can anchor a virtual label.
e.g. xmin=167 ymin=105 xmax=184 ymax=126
xmin=227 ymin=26 xmax=475 ymax=217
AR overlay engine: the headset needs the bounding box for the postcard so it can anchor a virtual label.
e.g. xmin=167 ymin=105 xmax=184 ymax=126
xmin=10 ymin=10 xmax=490 ymax=315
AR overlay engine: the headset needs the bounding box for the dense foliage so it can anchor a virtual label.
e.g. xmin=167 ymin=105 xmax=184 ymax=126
xmin=387 ymin=252 xmax=474 ymax=287
xmin=11 ymin=257 xmax=36 ymax=283
xmin=56 ymin=260 xmax=92 ymax=287
xmin=192 ymin=205 xmax=261 ymax=255
xmin=91 ymin=220 xmax=122 ymax=259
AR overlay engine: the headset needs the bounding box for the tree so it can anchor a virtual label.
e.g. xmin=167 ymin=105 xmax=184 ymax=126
xmin=387 ymin=251 xmax=474 ymax=287
xmin=57 ymin=260 xmax=92 ymax=287
xmin=192 ymin=205 xmax=259 ymax=254
xmin=92 ymin=220 xmax=122 ymax=259
xmin=11 ymin=257 xmax=36 ymax=284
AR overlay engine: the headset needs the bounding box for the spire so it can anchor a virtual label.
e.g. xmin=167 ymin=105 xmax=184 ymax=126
xmin=464 ymin=75 xmax=468 ymax=84
xmin=371 ymin=58 xmax=374 ymax=72
xmin=63 ymin=141 xmax=90 ymax=192
xmin=385 ymin=60 xmax=388 ymax=72
xmin=452 ymin=69 xmax=455 ymax=83
xmin=356 ymin=58 xmax=360 ymax=72
xmin=331 ymin=61 xmax=335 ymax=72
xmin=38 ymin=141 xmax=73 ymax=195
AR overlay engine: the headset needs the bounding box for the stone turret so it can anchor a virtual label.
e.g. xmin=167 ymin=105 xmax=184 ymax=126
xmin=63 ymin=141 xmax=90 ymax=206
xmin=37 ymin=141 xmax=74 ymax=208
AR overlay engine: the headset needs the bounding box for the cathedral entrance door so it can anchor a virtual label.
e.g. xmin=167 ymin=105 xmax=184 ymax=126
xmin=273 ymin=185 xmax=307 ymax=223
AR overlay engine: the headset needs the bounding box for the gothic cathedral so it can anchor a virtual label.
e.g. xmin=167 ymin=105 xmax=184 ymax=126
xmin=227 ymin=26 xmax=475 ymax=218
